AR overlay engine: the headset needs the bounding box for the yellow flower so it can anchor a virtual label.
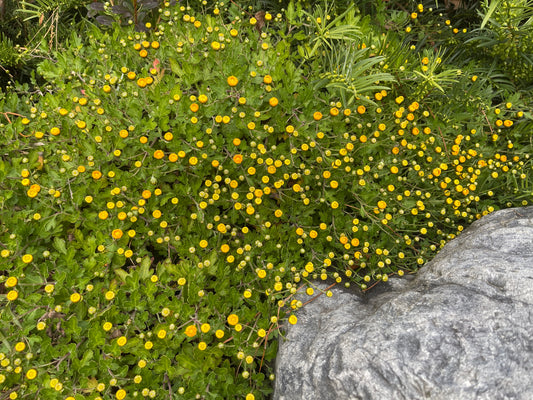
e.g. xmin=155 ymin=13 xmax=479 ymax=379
xmin=200 ymin=323 xmax=211 ymax=333
xmin=198 ymin=341 xmax=207 ymax=351
xmin=70 ymin=293 xmax=82 ymax=303
xmin=313 ymin=111 xmax=323 ymax=121
xmin=26 ymin=369 xmax=37 ymax=380
xmin=215 ymin=329 xmax=224 ymax=339
xmin=105 ymin=291 xmax=115 ymax=301
xmin=21 ymin=254 xmax=33 ymax=264
xmin=227 ymin=314 xmax=239 ymax=326
xmin=5 ymin=277 xmax=18 ymax=288
xmin=288 ymin=315 xmax=298 ymax=325
xmin=15 ymin=342 xmax=26 ymax=352
xmin=157 ymin=329 xmax=167 ymax=339
xmin=115 ymin=389 xmax=126 ymax=400
xmin=117 ymin=336 xmax=127 ymax=346
xmin=144 ymin=341 xmax=153 ymax=350
xmin=227 ymin=76 xmax=239 ymax=87
xmin=184 ymin=325 xmax=197 ymax=338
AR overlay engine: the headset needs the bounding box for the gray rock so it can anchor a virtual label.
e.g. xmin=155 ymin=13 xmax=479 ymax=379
xmin=274 ymin=207 xmax=533 ymax=400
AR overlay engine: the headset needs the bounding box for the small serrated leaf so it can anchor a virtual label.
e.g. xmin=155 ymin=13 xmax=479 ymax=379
xmin=53 ymin=237 xmax=67 ymax=254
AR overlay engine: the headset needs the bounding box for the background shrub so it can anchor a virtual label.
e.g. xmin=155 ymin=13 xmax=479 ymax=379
xmin=0 ymin=1 xmax=532 ymax=399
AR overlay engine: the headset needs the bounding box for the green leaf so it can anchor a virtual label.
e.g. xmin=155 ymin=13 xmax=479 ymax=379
xmin=53 ymin=237 xmax=67 ymax=254
xmin=114 ymin=268 xmax=130 ymax=282
xmin=481 ymin=0 xmax=502 ymax=29
xmin=139 ymin=256 xmax=152 ymax=280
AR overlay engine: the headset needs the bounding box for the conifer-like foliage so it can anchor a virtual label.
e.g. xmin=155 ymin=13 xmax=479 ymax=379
xmin=0 ymin=1 xmax=532 ymax=399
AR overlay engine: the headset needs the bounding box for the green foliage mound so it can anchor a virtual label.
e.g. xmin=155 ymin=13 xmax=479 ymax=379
xmin=0 ymin=1 xmax=532 ymax=399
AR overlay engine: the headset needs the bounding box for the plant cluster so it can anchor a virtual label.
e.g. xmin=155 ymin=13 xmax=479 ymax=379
xmin=0 ymin=1 xmax=532 ymax=399
xmin=0 ymin=0 xmax=89 ymax=87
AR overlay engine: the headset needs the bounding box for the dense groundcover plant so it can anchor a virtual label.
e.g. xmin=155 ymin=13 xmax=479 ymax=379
xmin=1 ymin=1 xmax=532 ymax=399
